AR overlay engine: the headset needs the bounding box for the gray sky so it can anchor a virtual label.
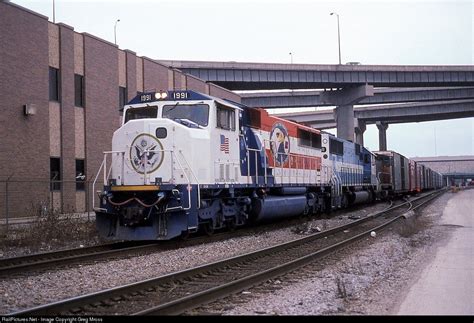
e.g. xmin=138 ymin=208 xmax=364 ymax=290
xmin=14 ymin=0 xmax=474 ymax=157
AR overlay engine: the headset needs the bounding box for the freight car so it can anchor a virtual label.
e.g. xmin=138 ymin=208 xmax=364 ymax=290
xmin=93 ymin=90 xmax=443 ymax=241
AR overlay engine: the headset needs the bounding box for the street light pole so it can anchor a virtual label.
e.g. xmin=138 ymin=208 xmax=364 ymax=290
xmin=114 ymin=19 xmax=120 ymax=45
xmin=289 ymin=52 xmax=293 ymax=64
xmin=330 ymin=12 xmax=341 ymax=65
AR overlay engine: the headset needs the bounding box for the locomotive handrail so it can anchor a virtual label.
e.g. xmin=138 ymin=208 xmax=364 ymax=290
xmin=92 ymin=158 xmax=106 ymax=211
xmin=93 ymin=151 xmax=125 ymax=211
xmin=176 ymin=149 xmax=201 ymax=209
xmin=166 ymin=151 xmax=192 ymax=211
xmin=239 ymin=134 xmax=267 ymax=185
xmin=94 ymin=149 xmax=198 ymax=211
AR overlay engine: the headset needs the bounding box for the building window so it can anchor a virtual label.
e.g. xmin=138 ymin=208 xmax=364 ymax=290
xmin=119 ymin=87 xmax=127 ymax=110
xmin=50 ymin=157 xmax=61 ymax=191
xmin=74 ymin=74 xmax=84 ymax=107
xmin=49 ymin=67 xmax=60 ymax=102
xmin=76 ymin=159 xmax=85 ymax=191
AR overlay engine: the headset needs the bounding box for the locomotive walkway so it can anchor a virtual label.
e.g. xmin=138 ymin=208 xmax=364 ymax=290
xmin=397 ymin=189 xmax=474 ymax=315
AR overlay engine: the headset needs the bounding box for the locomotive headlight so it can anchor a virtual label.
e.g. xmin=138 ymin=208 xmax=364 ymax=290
xmin=155 ymin=92 xmax=168 ymax=100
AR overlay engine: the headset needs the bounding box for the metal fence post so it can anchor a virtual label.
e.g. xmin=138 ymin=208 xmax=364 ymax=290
xmin=50 ymin=182 xmax=53 ymax=214
xmin=86 ymin=180 xmax=90 ymax=221
xmin=5 ymin=179 xmax=9 ymax=233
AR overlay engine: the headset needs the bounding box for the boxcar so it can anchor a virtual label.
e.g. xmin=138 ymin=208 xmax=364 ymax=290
xmin=374 ymin=151 xmax=410 ymax=194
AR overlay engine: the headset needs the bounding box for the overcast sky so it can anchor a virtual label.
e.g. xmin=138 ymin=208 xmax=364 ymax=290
xmin=13 ymin=0 xmax=474 ymax=157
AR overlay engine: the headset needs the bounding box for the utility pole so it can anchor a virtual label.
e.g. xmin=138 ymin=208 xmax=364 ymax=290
xmin=114 ymin=19 xmax=120 ymax=45
xmin=330 ymin=12 xmax=342 ymax=64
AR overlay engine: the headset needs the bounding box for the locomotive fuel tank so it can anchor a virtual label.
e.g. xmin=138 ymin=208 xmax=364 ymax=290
xmin=347 ymin=191 xmax=373 ymax=205
xmin=250 ymin=195 xmax=307 ymax=222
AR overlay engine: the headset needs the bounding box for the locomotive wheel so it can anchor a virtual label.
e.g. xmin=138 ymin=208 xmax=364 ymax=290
xmin=203 ymin=222 xmax=214 ymax=236
xmin=226 ymin=218 xmax=237 ymax=232
xmin=180 ymin=230 xmax=190 ymax=240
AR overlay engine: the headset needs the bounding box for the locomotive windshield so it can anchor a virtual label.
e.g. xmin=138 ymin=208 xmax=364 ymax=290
xmin=162 ymin=104 xmax=209 ymax=127
xmin=124 ymin=106 xmax=158 ymax=123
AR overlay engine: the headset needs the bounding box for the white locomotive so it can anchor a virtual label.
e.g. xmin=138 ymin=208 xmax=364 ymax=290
xmin=94 ymin=90 xmax=440 ymax=241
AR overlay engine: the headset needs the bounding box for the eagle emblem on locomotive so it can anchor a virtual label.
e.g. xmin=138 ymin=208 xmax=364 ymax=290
xmin=93 ymin=90 xmax=444 ymax=241
xmin=130 ymin=134 xmax=164 ymax=174
xmin=269 ymin=123 xmax=290 ymax=166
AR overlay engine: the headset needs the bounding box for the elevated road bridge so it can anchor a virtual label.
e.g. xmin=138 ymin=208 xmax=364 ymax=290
xmin=240 ymin=87 xmax=474 ymax=108
xmin=160 ymin=60 xmax=474 ymax=147
xmin=159 ymin=60 xmax=474 ymax=90
xmin=274 ymin=99 xmax=474 ymax=149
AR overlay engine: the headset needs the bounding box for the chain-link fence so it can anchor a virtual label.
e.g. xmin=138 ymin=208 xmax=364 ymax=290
xmin=0 ymin=178 xmax=98 ymax=232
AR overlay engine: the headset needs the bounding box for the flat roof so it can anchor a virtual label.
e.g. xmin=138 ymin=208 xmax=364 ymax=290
xmin=411 ymin=156 xmax=474 ymax=162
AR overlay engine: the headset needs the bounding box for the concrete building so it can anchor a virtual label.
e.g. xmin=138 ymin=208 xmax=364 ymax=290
xmin=0 ymin=1 xmax=240 ymax=218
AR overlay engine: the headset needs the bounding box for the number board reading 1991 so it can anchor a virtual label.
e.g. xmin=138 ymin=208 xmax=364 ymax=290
xmin=172 ymin=92 xmax=188 ymax=99
xmin=140 ymin=93 xmax=153 ymax=102
xmin=139 ymin=92 xmax=189 ymax=103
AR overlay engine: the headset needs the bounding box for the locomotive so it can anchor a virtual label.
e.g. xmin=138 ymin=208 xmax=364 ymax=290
xmin=94 ymin=90 xmax=443 ymax=241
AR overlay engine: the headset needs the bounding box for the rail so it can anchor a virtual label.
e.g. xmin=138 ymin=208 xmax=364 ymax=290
xmin=11 ymin=189 xmax=445 ymax=316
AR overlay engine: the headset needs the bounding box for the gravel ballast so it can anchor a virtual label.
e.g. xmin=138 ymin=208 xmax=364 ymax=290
xmin=188 ymin=191 xmax=456 ymax=315
xmin=0 ymin=192 xmax=453 ymax=315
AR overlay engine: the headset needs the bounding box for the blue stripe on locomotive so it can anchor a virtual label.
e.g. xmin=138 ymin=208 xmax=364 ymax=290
xmin=239 ymin=126 xmax=268 ymax=183
xmin=329 ymin=139 xmax=368 ymax=186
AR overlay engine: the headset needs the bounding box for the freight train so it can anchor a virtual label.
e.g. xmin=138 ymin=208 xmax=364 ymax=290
xmin=93 ymin=90 xmax=444 ymax=241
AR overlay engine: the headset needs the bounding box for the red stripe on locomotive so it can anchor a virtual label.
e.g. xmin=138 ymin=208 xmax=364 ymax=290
xmin=265 ymin=149 xmax=322 ymax=170
xmin=258 ymin=109 xmax=321 ymax=137
xmin=256 ymin=109 xmax=322 ymax=170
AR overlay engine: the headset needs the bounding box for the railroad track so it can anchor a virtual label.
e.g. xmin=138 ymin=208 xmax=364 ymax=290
xmin=0 ymin=198 xmax=390 ymax=277
xmin=10 ymin=189 xmax=445 ymax=316
xmin=0 ymin=242 xmax=159 ymax=276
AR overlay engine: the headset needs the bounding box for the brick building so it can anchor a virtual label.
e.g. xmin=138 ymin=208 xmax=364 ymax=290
xmin=0 ymin=1 xmax=240 ymax=218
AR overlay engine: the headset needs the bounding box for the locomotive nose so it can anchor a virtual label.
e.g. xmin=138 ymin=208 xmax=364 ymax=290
xmin=112 ymin=120 xmax=173 ymax=186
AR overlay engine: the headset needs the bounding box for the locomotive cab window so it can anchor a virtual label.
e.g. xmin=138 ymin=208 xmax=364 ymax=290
xmin=124 ymin=106 xmax=158 ymax=123
xmin=163 ymin=104 xmax=209 ymax=127
xmin=216 ymin=103 xmax=235 ymax=131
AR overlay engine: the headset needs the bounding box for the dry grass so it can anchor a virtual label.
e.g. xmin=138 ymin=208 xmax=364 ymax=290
xmin=335 ymin=275 xmax=348 ymax=299
xmin=0 ymin=203 xmax=98 ymax=251
xmin=396 ymin=215 xmax=429 ymax=238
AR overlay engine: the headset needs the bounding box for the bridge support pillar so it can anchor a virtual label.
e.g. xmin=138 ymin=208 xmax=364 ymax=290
xmin=322 ymin=85 xmax=374 ymax=143
xmin=376 ymin=121 xmax=389 ymax=151
xmin=335 ymin=105 xmax=355 ymax=142
xmin=354 ymin=119 xmax=366 ymax=146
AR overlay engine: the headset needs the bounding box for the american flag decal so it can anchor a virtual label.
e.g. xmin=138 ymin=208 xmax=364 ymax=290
xmin=220 ymin=134 xmax=229 ymax=154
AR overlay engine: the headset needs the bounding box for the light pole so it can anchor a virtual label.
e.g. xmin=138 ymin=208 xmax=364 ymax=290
xmin=114 ymin=19 xmax=120 ymax=45
xmin=289 ymin=52 xmax=293 ymax=64
xmin=330 ymin=12 xmax=341 ymax=65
